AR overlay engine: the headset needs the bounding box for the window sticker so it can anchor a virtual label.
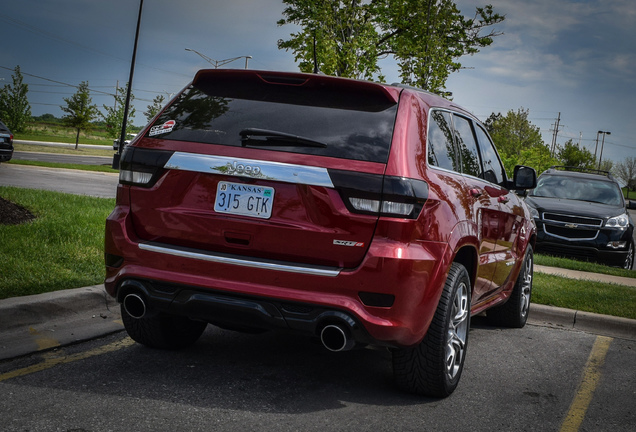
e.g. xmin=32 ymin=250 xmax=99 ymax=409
xmin=149 ymin=120 xmax=176 ymax=136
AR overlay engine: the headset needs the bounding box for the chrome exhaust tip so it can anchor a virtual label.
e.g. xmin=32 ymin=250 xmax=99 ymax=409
xmin=320 ymin=324 xmax=355 ymax=352
xmin=123 ymin=293 xmax=147 ymax=319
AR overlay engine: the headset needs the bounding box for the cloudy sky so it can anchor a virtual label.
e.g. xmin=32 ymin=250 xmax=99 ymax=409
xmin=1 ymin=0 xmax=634 ymax=164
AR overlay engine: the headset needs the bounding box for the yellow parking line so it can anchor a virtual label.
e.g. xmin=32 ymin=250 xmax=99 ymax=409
xmin=0 ymin=337 xmax=135 ymax=383
xmin=560 ymin=335 xmax=612 ymax=432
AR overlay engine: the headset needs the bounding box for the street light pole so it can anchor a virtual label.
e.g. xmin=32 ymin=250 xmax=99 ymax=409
xmin=597 ymin=130 xmax=611 ymax=170
xmin=185 ymin=48 xmax=252 ymax=69
xmin=594 ymin=131 xmax=600 ymax=162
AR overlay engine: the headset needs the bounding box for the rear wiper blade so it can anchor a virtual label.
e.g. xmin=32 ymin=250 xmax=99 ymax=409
xmin=239 ymin=128 xmax=327 ymax=148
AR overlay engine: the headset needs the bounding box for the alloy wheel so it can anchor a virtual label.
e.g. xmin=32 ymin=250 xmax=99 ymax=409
xmin=520 ymin=253 xmax=533 ymax=318
xmin=445 ymin=281 xmax=469 ymax=380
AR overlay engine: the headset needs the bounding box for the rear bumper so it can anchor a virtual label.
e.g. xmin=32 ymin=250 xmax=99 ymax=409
xmin=105 ymin=205 xmax=450 ymax=348
xmin=0 ymin=148 xmax=13 ymax=162
xmin=116 ymin=278 xmax=376 ymax=346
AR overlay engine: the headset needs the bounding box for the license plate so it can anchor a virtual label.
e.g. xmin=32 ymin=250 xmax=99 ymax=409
xmin=214 ymin=181 xmax=275 ymax=219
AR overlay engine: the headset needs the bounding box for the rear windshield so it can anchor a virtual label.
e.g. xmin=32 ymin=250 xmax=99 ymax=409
xmin=148 ymin=80 xmax=398 ymax=163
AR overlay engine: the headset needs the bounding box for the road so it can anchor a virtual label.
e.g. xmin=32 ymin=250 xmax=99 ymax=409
xmin=0 ymin=317 xmax=634 ymax=431
xmin=11 ymin=150 xmax=113 ymax=166
xmin=0 ymin=163 xmax=118 ymax=198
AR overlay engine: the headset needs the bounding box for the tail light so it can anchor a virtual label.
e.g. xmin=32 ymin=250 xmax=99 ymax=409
xmin=119 ymin=147 xmax=174 ymax=187
xmin=329 ymin=170 xmax=428 ymax=219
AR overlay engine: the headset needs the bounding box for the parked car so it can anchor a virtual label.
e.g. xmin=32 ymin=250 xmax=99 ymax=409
xmin=104 ymin=69 xmax=537 ymax=397
xmin=113 ymin=133 xmax=137 ymax=151
xmin=0 ymin=120 xmax=14 ymax=163
xmin=525 ymin=166 xmax=635 ymax=269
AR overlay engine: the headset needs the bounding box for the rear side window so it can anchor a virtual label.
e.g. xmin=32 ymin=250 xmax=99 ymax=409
xmin=474 ymin=125 xmax=506 ymax=186
xmin=427 ymin=110 xmax=460 ymax=172
xmin=148 ymin=81 xmax=398 ymax=163
xmin=453 ymin=115 xmax=483 ymax=178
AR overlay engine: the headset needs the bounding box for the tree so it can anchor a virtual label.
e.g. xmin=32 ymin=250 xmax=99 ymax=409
xmin=60 ymin=81 xmax=99 ymax=149
xmin=556 ymin=139 xmax=595 ymax=169
xmin=101 ymin=83 xmax=136 ymax=139
xmin=34 ymin=113 xmax=59 ymax=123
xmin=484 ymin=108 xmax=554 ymax=175
xmin=143 ymin=94 xmax=166 ymax=123
xmin=485 ymin=108 xmax=543 ymax=156
xmin=0 ymin=65 xmax=32 ymax=133
xmin=614 ymin=157 xmax=636 ymax=194
xmin=277 ymin=0 xmax=504 ymax=95
xmin=599 ymin=159 xmax=613 ymax=173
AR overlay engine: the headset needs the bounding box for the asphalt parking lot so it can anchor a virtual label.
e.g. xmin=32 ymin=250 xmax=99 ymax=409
xmin=1 ymin=315 xmax=634 ymax=431
xmin=0 ymin=281 xmax=635 ymax=431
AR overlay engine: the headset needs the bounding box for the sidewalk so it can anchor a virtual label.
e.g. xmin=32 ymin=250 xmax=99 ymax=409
xmin=1 ymin=269 xmax=635 ymax=361
xmin=14 ymin=139 xmax=110 ymax=150
xmin=535 ymin=264 xmax=636 ymax=287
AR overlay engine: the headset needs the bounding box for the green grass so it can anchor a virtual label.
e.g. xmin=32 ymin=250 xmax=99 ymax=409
xmin=16 ymin=121 xmax=142 ymax=146
xmin=623 ymin=188 xmax=636 ymax=200
xmin=16 ymin=124 xmax=112 ymax=146
xmin=533 ymin=273 xmax=636 ymax=320
xmin=535 ymin=254 xmax=636 ymax=278
xmin=0 ymin=187 xmax=114 ymax=300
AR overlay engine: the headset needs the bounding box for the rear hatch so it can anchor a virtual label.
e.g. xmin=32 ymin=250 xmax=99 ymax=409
xmin=124 ymin=70 xmax=402 ymax=269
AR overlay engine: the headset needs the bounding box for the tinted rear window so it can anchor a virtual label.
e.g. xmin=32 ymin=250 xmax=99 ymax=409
xmin=149 ymin=79 xmax=398 ymax=163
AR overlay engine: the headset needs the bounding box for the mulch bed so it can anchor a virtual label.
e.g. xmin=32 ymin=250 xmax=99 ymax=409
xmin=0 ymin=196 xmax=36 ymax=225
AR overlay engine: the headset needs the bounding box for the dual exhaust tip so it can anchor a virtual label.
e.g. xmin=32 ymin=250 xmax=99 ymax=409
xmin=124 ymin=291 xmax=357 ymax=352
xmin=123 ymin=293 xmax=147 ymax=319
xmin=320 ymin=323 xmax=356 ymax=352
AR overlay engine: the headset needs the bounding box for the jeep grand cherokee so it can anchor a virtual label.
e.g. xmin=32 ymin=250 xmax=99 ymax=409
xmin=105 ymin=69 xmax=537 ymax=397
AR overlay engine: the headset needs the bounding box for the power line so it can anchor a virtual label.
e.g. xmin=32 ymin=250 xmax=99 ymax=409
xmin=1 ymin=65 xmax=155 ymax=103
xmin=0 ymin=64 xmax=114 ymax=97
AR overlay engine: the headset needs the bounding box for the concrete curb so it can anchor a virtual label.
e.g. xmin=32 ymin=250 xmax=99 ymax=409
xmin=0 ymin=285 xmax=123 ymax=361
xmin=528 ymin=303 xmax=636 ymax=340
xmin=0 ymin=285 xmax=118 ymax=331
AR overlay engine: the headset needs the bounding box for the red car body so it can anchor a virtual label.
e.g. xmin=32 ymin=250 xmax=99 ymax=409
xmin=105 ymin=69 xmax=536 ymax=396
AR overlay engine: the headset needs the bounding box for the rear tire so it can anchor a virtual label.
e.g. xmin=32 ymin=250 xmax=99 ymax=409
xmin=392 ymin=262 xmax=471 ymax=397
xmin=487 ymin=245 xmax=533 ymax=328
xmin=121 ymin=305 xmax=207 ymax=350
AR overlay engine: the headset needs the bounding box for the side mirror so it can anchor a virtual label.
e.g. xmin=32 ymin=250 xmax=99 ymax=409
xmin=627 ymin=200 xmax=636 ymax=210
xmin=513 ymin=165 xmax=537 ymax=190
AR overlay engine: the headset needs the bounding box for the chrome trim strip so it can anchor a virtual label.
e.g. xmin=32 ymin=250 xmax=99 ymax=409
xmin=139 ymin=243 xmax=341 ymax=277
xmin=542 ymin=212 xmax=603 ymax=227
xmin=543 ymin=226 xmax=600 ymax=242
xmin=164 ymin=152 xmax=334 ymax=188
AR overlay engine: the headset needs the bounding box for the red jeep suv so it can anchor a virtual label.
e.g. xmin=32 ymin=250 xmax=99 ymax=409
xmin=105 ymin=69 xmax=537 ymax=397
